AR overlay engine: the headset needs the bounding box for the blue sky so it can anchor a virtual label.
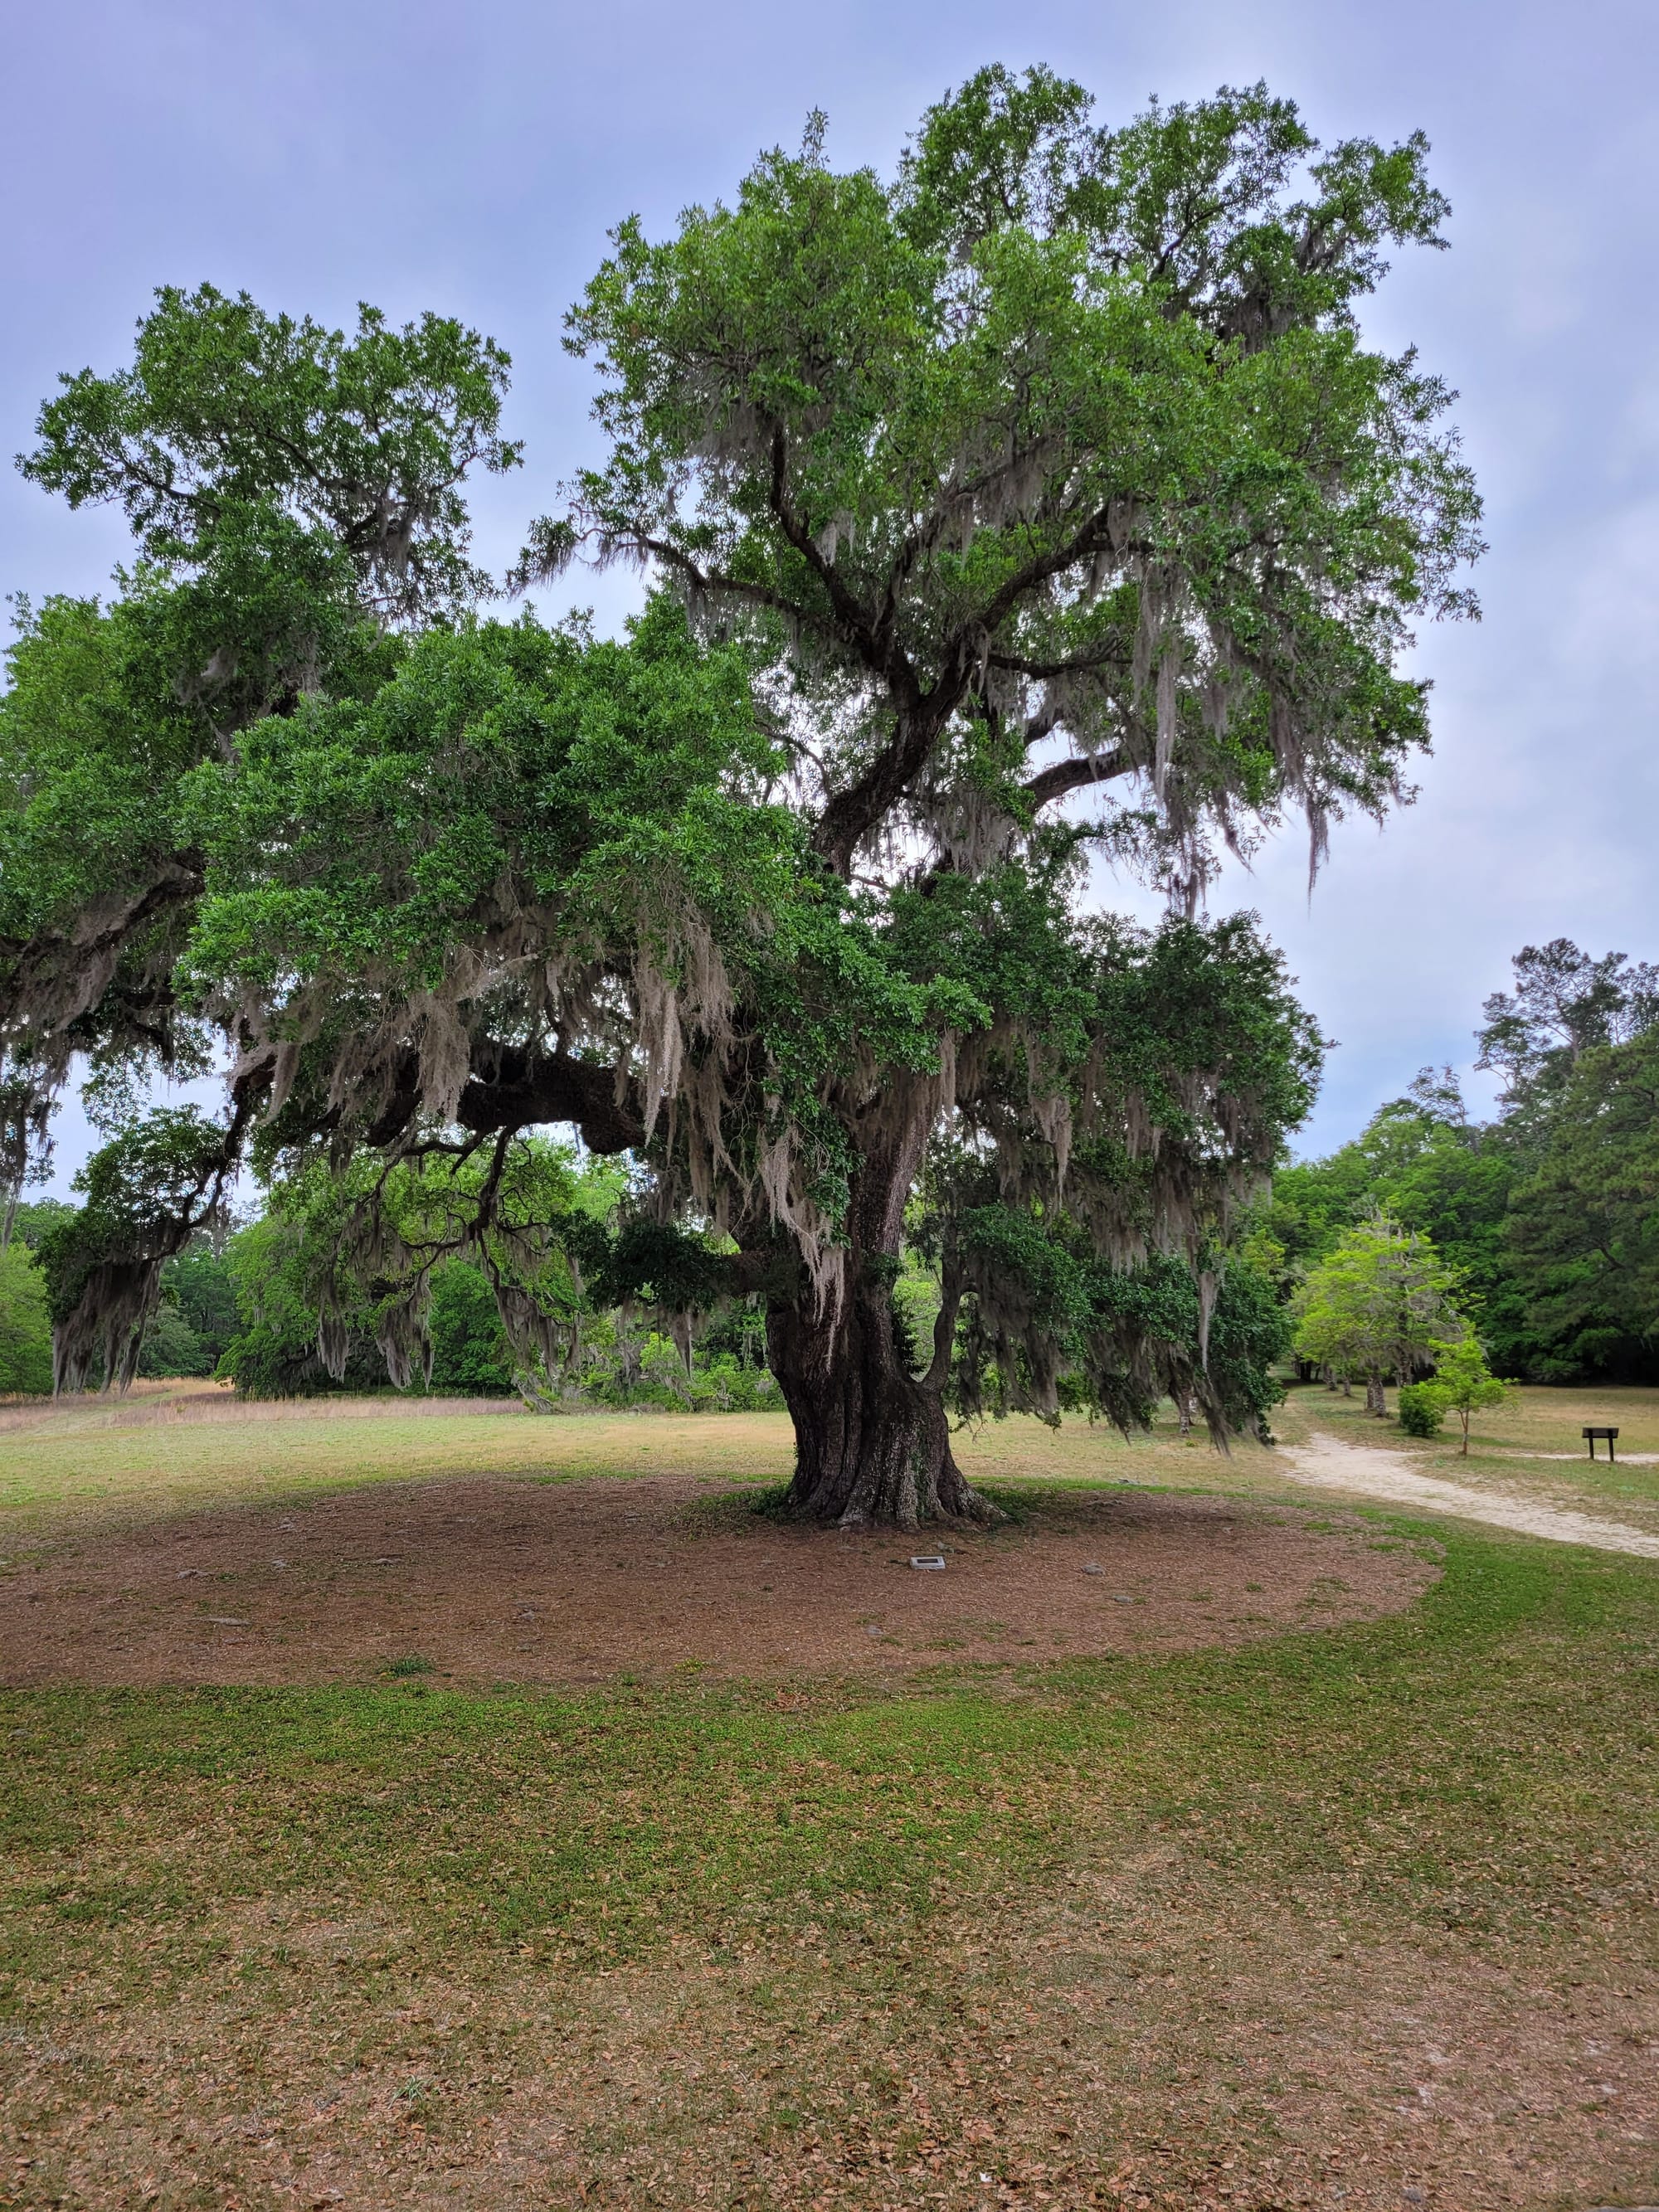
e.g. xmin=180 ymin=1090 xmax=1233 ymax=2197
xmin=5 ymin=0 xmax=1657 ymax=1181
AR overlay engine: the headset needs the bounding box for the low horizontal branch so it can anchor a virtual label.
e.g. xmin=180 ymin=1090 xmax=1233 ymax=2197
xmin=455 ymin=1048 xmax=645 ymax=1155
xmin=1019 ymin=750 xmax=1131 ymax=809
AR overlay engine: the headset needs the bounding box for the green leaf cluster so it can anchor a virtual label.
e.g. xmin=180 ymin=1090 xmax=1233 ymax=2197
xmin=549 ymin=67 xmax=1480 ymax=881
xmin=0 ymin=69 xmax=1484 ymax=1470
xmin=0 ymin=1240 xmax=52 ymax=1395
xmin=1291 ymin=1212 xmax=1465 ymax=1406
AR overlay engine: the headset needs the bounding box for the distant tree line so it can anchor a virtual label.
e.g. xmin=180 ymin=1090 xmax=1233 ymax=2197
xmin=5 ymin=1197 xmax=244 ymax=1393
xmin=6 ymin=937 xmax=1649 ymax=1407
xmin=6 ymin=1124 xmax=1282 ymax=1420
xmin=1263 ymin=939 xmax=1659 ymax=1384
xmin=2 ymin=1141 xmax=781 ymax=1409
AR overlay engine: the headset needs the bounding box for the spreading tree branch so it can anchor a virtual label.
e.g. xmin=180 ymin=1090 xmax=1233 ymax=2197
xmin=1019 ymin=749 xmax=1131 ymax=809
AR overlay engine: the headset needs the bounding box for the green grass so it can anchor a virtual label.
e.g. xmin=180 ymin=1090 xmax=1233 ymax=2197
xmin=3 ymin=1393 xmax=1659 ymax=2205
xmin=5 ymin=1520 xmax=1652 ymax=1987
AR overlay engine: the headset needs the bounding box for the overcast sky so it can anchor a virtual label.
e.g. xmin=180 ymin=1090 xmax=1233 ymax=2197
xmin=6 ymin=0 xmax=1657 ymax=1184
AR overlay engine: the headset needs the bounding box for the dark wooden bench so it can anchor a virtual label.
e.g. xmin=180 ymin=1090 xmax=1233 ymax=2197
xmin=1584 ymin=1425 xmax=1620 ymax=1462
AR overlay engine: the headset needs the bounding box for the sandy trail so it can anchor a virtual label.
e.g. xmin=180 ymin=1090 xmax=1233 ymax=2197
xmin=1283 ymin=1432 xmax=1659 ymax=1558
xmin=1530 ymin=1450 xmax=1659 ymax=1464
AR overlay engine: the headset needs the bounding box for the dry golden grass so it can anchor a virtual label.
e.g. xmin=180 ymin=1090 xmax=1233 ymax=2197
xmin=7 ymin=1378 xmax=1659 ymax=1540
xmin=0 ymin=1386 xmax=1248 ymax=1541
xmin=0 ymin=1391 xmax=787 ymax=1536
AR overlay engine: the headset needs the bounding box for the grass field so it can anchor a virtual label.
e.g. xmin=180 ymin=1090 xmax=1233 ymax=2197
xmin=0 ymin=1382 xmax=1293 ymax=1532
xmin=6 ymin=1376 xmax=1649 ymax=1536
xmin=2 ymin=1387 xmax=1658 ymax=2210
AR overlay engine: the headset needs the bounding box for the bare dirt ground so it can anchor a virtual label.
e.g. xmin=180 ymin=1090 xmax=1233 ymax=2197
xmin=0 ymin=1472 xmax=1435 ymax=1688
xmin=1283 ymin=1432 xmax=1659 ymax=1558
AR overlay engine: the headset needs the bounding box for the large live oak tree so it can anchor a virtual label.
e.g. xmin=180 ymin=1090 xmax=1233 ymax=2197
xmin=0 ymin=70 xmax=1480 ymax=1523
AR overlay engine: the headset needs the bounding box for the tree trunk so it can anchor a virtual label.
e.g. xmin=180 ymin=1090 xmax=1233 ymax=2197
xmin=768 ymin=1286 xmax=990 ymax=1527
xmin=1365 ymin=1372 xmax=1388 ymax=1417
xmin=765 ymin=1130 xmax=995 ymax=1529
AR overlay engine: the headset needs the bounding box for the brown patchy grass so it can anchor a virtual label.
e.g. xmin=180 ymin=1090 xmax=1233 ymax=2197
xmin=7 ymin=1884 xmax=1655 ymax=2212
xmin=2 ymin=1393 xmax=1658 ymax=2210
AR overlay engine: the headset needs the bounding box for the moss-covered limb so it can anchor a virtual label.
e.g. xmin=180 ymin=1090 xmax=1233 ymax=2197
xmin=4 ymin=74 xmax=1480 ymax=1507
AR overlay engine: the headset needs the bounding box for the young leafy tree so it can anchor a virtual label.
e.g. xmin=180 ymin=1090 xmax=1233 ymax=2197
xmin=1292 ymin=1213 xmax=1465 ymax=1415
xmin=1424 ymin=1335 xmax=1509 ymax=1455
xmin=2 ymin=70 xmax=1480 ymax=1523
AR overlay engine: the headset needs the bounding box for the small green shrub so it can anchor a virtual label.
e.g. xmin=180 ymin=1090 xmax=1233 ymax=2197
xmin=1397 ymin=1383 xmax=1447 ymax=1438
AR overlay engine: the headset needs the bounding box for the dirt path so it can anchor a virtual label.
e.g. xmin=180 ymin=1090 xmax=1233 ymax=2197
xmin=1283 ymin=1431 xmax=1659 ymax=1558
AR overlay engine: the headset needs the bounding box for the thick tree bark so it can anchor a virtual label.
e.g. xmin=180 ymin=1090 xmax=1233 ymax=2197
xmin=768 ymin=1277 xmax=991 ymax=1528
xmin=765 ymin=1128 xmax=995 ymax=1529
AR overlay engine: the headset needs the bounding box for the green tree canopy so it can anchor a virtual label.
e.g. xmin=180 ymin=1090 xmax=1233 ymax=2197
xmin=0 ymin=1239 xmax=52 ymax=1395
xmin=1270 ymin=941 xmax=1659 ymax=1384
xmin=1 ymin=68 xmax=1480 ymax=1523
xmin=1292 ymin=1212 xmax=1466 ymax=1415
xmin=1477 ymin=938 xmax=1659 ymax=1114
xmin=1504 ymin=1026 xmax=1659 ymax=1364
xmin=1422 ymin=1335 xmax=1509 ymax=1454
xmin=1267 ymin=1072 xmax=1529 ymax=1366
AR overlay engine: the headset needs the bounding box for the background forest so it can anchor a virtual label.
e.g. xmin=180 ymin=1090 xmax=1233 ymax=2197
xmin=1267 ymin=936 xmax=1659 ymax=1385
xmin=5 ymin=933 xmax=1653 ymax=1404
